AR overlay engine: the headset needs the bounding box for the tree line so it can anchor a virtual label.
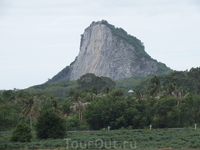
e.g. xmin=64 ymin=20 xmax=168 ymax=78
xmin=0 ymin=70 xmax=200 ymax=141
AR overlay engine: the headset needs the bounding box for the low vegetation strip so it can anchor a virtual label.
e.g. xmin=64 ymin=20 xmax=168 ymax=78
xmin=1 ymin=129 xmax=200 ymax=149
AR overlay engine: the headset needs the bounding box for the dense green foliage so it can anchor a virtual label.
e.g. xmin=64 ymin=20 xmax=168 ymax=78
xmin=66 ymin=117 xmax=89 ymax=131
xmin=84 ymin=89 xmax=149 ymax=130
xmin=27 ymin=73 xmax=115 ymax=97
xmin=0 ymin=68 xmax=200 ymax=131
xmin=150 ymin=68 xmax=200 ymax=95
xmin=115 ymin=75 xmax=148 ymax=91
xmin=116 ymin=67 xmax=200 ymax=95
xmin=0 ymin=89 xmax=71 ymax=131
xmin=0 ymin=90 xmax=25 ymax=130
xmin=27 ymin=80 xmax=78 ymax=97
xmin=10 ymin=123 xmax=32 ymax=142
xmin=1 ymin=67 xmax=200 ymax=149
xmin=35 ymin=111 xmax=67 ymax=139
xmin=156 ymin=62 xmax=171 ymax=74
xmin=0 ymin=102 xmax=20 ymax=130
xmin=77 ymin=73 xmax=115 ymax=93
xmin=84 ymin=92 xmax=200 ymax=129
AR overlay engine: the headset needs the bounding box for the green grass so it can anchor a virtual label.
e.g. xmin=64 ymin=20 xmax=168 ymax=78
xmin=1 ymin=129 xmax=200 ymax=149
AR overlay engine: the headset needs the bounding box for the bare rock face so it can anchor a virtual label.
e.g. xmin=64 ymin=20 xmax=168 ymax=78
xmin=51 ymin=21 xmax=170 ymax=82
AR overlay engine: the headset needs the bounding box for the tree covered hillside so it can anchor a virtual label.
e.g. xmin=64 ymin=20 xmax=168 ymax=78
xmin=0 ymin=67 xmax=200 ymax=132
xmin=116 ymin=67 xmax=200 ymax=95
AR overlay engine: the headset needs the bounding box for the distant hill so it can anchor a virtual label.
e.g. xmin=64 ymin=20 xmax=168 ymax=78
xmin=50 ymin=20 xmax=171 ymax=82
xmin=26 ymin=80 xmax=78 ymax=97
xmin=27 ymin=67 xmax=200 ymax=97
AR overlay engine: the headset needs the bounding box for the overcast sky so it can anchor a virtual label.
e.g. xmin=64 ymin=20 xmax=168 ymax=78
xmin=0 ymin=0 xmax=200 ymax=90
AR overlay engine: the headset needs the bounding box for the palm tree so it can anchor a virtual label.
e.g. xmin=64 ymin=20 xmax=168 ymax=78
xmin=165 ymin=83 xmax=189 ymax=106
xmin=148 ymin=76 xmax=161 ymax=98
xmin=21 ymin=96 xmax=40 ymax=129
xmin=135 ymin=89 xmax=142 ymax=100
xmin=169 ymin=86 xmax=189 ymax=106
xmin=165 ymin=83 xmax=175 ymax=96
xmin=73 ymin=91 xmax=82 ymax=102
xmin=14 ymin=90 xmax=28 ymax=104
xmin=69 ymin=90 xmax=90 ymax=120
xmin=51 ymin=99 xmax=62 ymax=116
xmin=167 ymin=86 xmax=189 ymax=125
xmin=70 ymin=101 xmax=90 ymax=121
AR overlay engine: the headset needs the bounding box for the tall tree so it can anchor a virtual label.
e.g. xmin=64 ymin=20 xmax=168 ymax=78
xmin=165 ymin=83 xmax=175 ymax=96
xmin=171 ymin=87 xmax=189 ymax=106
xmin=154 ymin=97 xmax=179 ymax=128
xmin=71 ymin=101 xmax=90 ymax=121
xmin=51 ymin=99 xmax=63 ymax=116
xmin=36 ymin=111 xmax=66 ymax=139
xmin=135 ymin=89 xmax=142 ymax=100
xmin=21 ymin=96 xmax=40 ymax=129
xmin=10 ymin=123 xmax=32 ymax=142
xmin=147 ymin=76 xmax=161 ymax=97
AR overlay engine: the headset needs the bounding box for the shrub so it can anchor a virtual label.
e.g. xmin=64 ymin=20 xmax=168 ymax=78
xmin=10 ymin=123 xmax=32 ymax=142
xmin=35 ymin=111 xmax=67 ymax=139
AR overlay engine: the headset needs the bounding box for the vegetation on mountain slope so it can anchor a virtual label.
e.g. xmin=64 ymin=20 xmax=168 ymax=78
xmin=116 ymin=67 xmax=200 ymax=95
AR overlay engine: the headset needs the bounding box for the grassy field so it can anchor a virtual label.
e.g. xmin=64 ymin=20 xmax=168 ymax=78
xmin=1 ymin=129 xmax=200 ymax=149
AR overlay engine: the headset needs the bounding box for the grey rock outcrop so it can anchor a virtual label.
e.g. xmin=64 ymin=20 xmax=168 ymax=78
xmin=51 ymin=21 xmax=170 ymax=82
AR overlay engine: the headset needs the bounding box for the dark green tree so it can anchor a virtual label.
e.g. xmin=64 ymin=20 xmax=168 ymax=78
xmin=110 ymin=89 xmax=124 ymax=97
xmin=188 ymin=67 xmax=200 ymax=94
xmin=0 ymin=103 xmax=20 ymax=130
xmin=153 ymin=97 xmax=179 ymax=128
xmin=102 ymin=86 xmax=110 ymax=94
xmin=77 ymin=73 xmax=115 ymax=93
xmin=51 ymin=99 xmax=62 ymax=116
xmin=61 ymin=101 xmax=72 ymax=116
xmin=10 ymin=123 xmax=32 ymax=142
xmin=2 ymin=90 xmax=15 ymax=102
xmin=84 ymin=94 xmax=149 ymax=130
xmin=179 ymin=94 xmax=196 ymax=126
xmin=35 ymin=111 xmax=66 ymax=139
xmin=165 ymin=83 xmax=175 ymax=96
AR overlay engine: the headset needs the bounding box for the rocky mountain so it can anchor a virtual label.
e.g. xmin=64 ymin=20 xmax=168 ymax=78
xmin=50 ymin=20 xmax=171 ymax=82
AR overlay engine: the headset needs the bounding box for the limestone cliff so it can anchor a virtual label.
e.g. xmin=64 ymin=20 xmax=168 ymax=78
xmin=50 ymin=20 xmax=170 ymax=82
